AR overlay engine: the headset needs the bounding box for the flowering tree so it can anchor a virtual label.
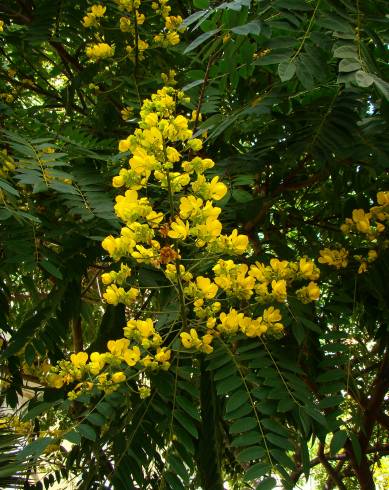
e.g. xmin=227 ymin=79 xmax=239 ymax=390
xmin=0 ymin=1 xmax=388 ymax=489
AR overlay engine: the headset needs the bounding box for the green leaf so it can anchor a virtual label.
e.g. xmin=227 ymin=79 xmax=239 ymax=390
xmin=355 ymin=71 xmax=374 ymax=88
xmin=225 ymin=402 xmax=253 ymax=420
xmin=350 ymin=432 xmax=361 ymax=464
xmin=95 ymin=401 xmax=114 ymax=418
xmin=63 ymin=431 xmax=81 ymax=445
xmin=330 ymin=430 xmax=348 ymax=455
xmin=265 ymin=433 xmax=293 ymax=450
xmin=183 ymin=11 xmax=209 ymax=28
xmin=217 ymin=0 xmax=250 ymax=11
xmin=39 ymin=260 xmax=63 ymax=280
xmin=232 ymin=189 xmax=253 ymax=202
xmin=256 ymin=477 xmax=277 ymax=489
xmin=339 ymin=59 xmax=360 ymax=72
xmin=194 ymin=0 xmax=209 ymax=8
xmin=176 ymin=395 xmax=201 ymax=421
xmin=300 ymin=437 xmax=310 ymax=479
xmin=164 ymin=471 xmax=185 ymax=490
xmin=0 ymin=179 xmax=19 ymax=196
xmin=24 ymin=344 xmax=36 ymax=365
xmin=16 ymin=437 xmax=56 ymax=462
xmin=0 ymin=208 xmax=12 ymax=220
xmin=231 ymin=430 xmax=261 ymax=447
xmin=333 ymin=45 xmax=358 ymax=59
xmin=244 ymin=463 xmax=269 ymax=481
xmin=174 ymin=411 xmax=198 ymax=438
xmin=87 ymin=413 xmax=105 ymax=426
xmin=184 ymin=29 xmax=219 ymax=53
xmin=373 ymin=76 xmax=389 ymax=101
xmin=237 ymin=446 xmax=266 ymax=463
xmin=77 ymin=424 xmax=96 ymax=442
xmin=167 ymin=453 xmax=188 ymax=481
xmin=23 ymin=402 xmax=53 ymax=421
xmin=230 ymin=417 xmax=257 ymax=433
xmin=231 ymin=20 xmax=262 ymax=36
xmin=226 ymin=390 xmax=249 ymax=412
xmin=261 ymin=418 xmax=289 ymax=437
xmin=316 ymin=369 xmax=344 ymax=382
xmin=216 ymin=376 xmax=242 ymax=395
xmin=303 ymin=405 xmax=327 ymax=427
xmin=278 ymin=61 xmax=296 ymax=82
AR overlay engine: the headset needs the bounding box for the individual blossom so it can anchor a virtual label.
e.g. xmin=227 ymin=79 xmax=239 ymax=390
xmin=296 ymin=282 xmax=320 ymax=303
xmin=111 ymin=372 xmax=126 ymax=383
xmin=168 ymin=218 xmax=190 ymax=240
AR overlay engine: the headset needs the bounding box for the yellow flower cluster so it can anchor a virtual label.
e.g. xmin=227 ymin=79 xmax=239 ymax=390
xmin=0 ymin=20 xmax=4 ymax=32
xmin=341 ymin=192 xmax=388 ymax=239
xmin=46 ymin=337 xmax=171 ymax=399
xmin=318 ymin=192 xmax=387 ymax=274
xmin=48 ymin=86 xmax=322 ymax=397
xmin=318 ymin=248 xmax=349 ymax=269
xmin=0 ymin=416 xmax=32 ymax=435
xmin=82 ymin=0 xmax=183 ymax=66
xmin=354 ymin=249 xmax=378 ymax=274
xmin=86 ymin=42 xmax=114 ymax=60
xmin=82 ymin=4 xmax=106 ymax=28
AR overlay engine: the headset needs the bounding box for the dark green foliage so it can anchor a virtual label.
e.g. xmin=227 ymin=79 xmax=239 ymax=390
xmin=0 ymin=0 xmax=388 ymax=489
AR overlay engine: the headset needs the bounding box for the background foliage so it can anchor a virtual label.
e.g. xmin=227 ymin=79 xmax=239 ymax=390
xmin=0 ymin=0 xmax=388 ymax=489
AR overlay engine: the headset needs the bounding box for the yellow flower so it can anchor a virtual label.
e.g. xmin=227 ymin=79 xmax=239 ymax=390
xmin=377 ymin=191 xmax=389 ymax=206
xmin=119 ymin=16 xmax=131 ymax=32
xmin=0 ymin=20 xmax=4 ymax=32
xmin=47 ymin=374 xmax=64 ymax=389
xmin=187 ymin=138 xmax=203 ymax=152
xmin=123 ymin=346 xmax=141 ymax=366
xmin=168 ymin=218 xmax=190 ymax=240
xmin=180 ymin=329 xmax=202 ymax=349
xmin=155 ymin=347 xmax=171 ymax=363
xmin=166 ymin=146 xmax=181 ymax=162
xmin=209 ymin=176 xmax=228 ymax=201
xmin=91 ymin=5 xmax=106 ymax=17
xmin=367 ymin=249 xmax=378 ymax=262
xmin=165 ymin=15 xmax=183 ymax=30
xmin=196 ymin=276 xmax=218 ymax=299
xmin=70 ymin=352 xmax=88 ymax=368
xmin=118 ymin=138 xmax=131 ymax=152
xmin=352 ymin=209 xmax=371 ymax=233
xmin=201 ymin=334 xmax=213 ymax=353
xmin=218 ymin=309 xmax=242 ymax=335
xmin=112 ymin=175 xmax=125 ymax=188
xmin=299 ymin=258 xmax=319 ymax=280
xmin=86 ymin=43 xmax=114 ymax=60
xmin=82 ymin=14 xmax=97 ymax=28
xmin=130 ymin=147 xmax=158 ymax=175
xmin=228 ymin=229 xmax=249 ymax=254
xmin=358 ymin=261 xmax=368 ymax=274
xmin=108 ymin=338 xmax=130 ymax=357
xmin=263 ymin=306 xmax=282 ymax=324
xmin=139 ymin=386 xmax=151 ymax=398
xmin=179 ymin=195 xmax=203 ymax=219
xmin=89 ymin=352 xmax=107 ymax=375
xmin=318 ymin=248 xmax=348 ymax=269
xmin=103 ymin=284 xmax=121 ymax=305
xmin=271 ymin=279 xmax=287 ymax=302
xmin=166 ymin=31 xmax=180 ymax=45
xmin=111 ymin=372 xmax=126 ymax=383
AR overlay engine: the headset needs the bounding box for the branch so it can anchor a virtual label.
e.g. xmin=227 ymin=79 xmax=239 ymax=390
xmin=318 ymin=442 xmax=347 ymax=490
